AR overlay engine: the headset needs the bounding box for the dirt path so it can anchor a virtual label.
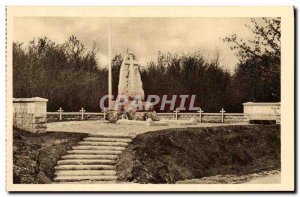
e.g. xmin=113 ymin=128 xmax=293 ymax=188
xmin=176 ymin=170 xmax=280 ymax=184
xmin=244 ymin=173 xmax=281 ymax=184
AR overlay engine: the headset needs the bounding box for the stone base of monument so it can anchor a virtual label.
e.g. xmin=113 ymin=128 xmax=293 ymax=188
xmin=107 ymin=100 xmax=157 ymax=124
xmin=145 ymin=118 xmax=169 ymax=126
xmin=117 ymin=118 xmax=169 ymax=127
xmin=110 ymin=100 xmax=153 ymax=112
xmin=117 ymin=119 xmax=146 ymax=125
xmin=117 ymin=117 xmax=197 ymax=127
xmin=160 ymin=117 xmax=198 ymax=126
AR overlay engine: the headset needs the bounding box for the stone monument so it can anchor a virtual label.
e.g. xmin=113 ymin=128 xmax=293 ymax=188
xmin=118 ymin=51 xmax=145 ymax=100
xmin=107 ymin=51 xmax=155 ymax=122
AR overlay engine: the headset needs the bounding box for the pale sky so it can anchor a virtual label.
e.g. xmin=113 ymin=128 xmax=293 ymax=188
xmin=13 ymin=17 xmax=255 ymax=72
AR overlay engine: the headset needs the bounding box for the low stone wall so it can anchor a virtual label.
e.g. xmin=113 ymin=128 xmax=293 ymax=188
xmin=46 ymin=114 xmax=61 ymax=122
xmin=46 ymin=113 xmax=104 ymax=122
xmin=13 ymin=97 xmax=48 ymax=133
xmin=46 ymin=111 xmax=246 ymax=123
xmin=157 ymin=113 xmax=247 ymax=123
xmin=223 ymin=114 xmax=248 ymax=123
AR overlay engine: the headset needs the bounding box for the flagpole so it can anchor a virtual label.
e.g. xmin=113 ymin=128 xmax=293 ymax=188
xmin=108 ymin=17 xmax=112 ymax=108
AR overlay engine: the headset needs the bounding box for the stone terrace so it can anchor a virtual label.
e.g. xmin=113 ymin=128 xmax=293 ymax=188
xmin=47 ymin=120 xmax=248 ymax=136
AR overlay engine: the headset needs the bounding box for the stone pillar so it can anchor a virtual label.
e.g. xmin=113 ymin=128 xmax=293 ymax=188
xmin=13 ymin=97 xmax=48 ymax=133
xmin=243 ymin=102 xmax=281 ymax=123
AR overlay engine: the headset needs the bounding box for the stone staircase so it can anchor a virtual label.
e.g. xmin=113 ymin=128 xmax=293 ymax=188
xmin=54 ymin=134 xmax=133 ymax=183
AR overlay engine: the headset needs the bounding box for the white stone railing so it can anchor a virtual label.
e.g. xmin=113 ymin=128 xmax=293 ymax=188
xmin=46 ymin=107 xmax=246 ymax=123
xmin=47 ymin=109 xmax=106 ymax=122
xmin=14 ymin=99 xmax=281 ymax=131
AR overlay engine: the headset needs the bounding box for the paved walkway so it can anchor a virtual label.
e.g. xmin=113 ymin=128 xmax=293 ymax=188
xmin=47 ymin=120 xmax=248 ymax=136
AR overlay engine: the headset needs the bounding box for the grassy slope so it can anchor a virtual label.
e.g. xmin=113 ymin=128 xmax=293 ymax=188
xmin=13 ymin=128 xmax=88 ymax=184
xmin=116 ymin=125 xmax=280 ymax=184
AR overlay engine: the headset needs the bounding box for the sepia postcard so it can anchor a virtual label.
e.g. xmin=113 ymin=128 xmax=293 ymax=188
xmin=6 ymin=6 xmax=294 ymax=192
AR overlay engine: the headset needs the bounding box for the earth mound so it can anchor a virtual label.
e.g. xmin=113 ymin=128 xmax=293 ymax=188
xmin=13 ymin=128 xmax=88 ymax=184
xmin=116 ymin=125 xmax=280 ymax=183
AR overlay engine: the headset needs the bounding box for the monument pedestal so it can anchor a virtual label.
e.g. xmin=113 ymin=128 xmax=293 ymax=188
xmin=110 ymin=100 xmax=153 ymax=112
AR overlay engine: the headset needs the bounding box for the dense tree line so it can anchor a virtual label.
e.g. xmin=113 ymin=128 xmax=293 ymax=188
xmin=13 ymin=36 xmax=108 ymax=112
xmin=224 ymin=17 xmax=281 ymax=111
xmin=13 ymin=18 xmax=280 ymax=112
xmin=140 ymin=52 xmax=231 ymax=112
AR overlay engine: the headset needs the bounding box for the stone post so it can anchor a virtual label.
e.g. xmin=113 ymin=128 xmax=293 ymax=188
xmin=243 ymin=102 xmax=281 ymax=123
xmin=197 ymin=108 xmax=204 ymax=123
xmin=174 ymin=108 xmax=179 ymax=120
xmin=79 ymin=107 xmax=86 ymax=120
xmin=57 ymin=107 xmax=64 ymax=121
xmin=220 ymin=108 xmax=226 ymax=123
xmin=103 ymin=108 xmax=107 ymax=121
xmin=13 ymin=97 xmax=48 ymax=133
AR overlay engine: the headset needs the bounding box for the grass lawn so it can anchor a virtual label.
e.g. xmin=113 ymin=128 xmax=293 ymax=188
xmin=13 ymin=128 xmax=88 ymax=184
xmin=116 ymin=125 xmax=280 ymax=184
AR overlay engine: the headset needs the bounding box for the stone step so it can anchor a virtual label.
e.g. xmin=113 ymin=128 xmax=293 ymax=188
xmin=55 ymin=170 xmax=116 ymax=176
xmin=83 ymin=137 xmax=132 ymax=143
xmin=54 ymin=180 xmax=117 ymax=184
xmin=55 ymin=165 xmax=115 ymax=171
xmin=52 ymin=133 xmax=133 ymax=183
xmin=61 ymin=154 xmax=118 ymax=160
xmin=80 ymin=141 xmax=129 ymax=147
xmin=88 ymin=134 xmax=133 ymax=139
xmin=66 ymin=150 xmax=122 ymax=155
xmin=73 ymin=145 xmax=125 ymax=151
xmin=54 ymin=175 xmax=117 ymax=182
xmin=57 ymin=159 xmax=117 ymax=165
